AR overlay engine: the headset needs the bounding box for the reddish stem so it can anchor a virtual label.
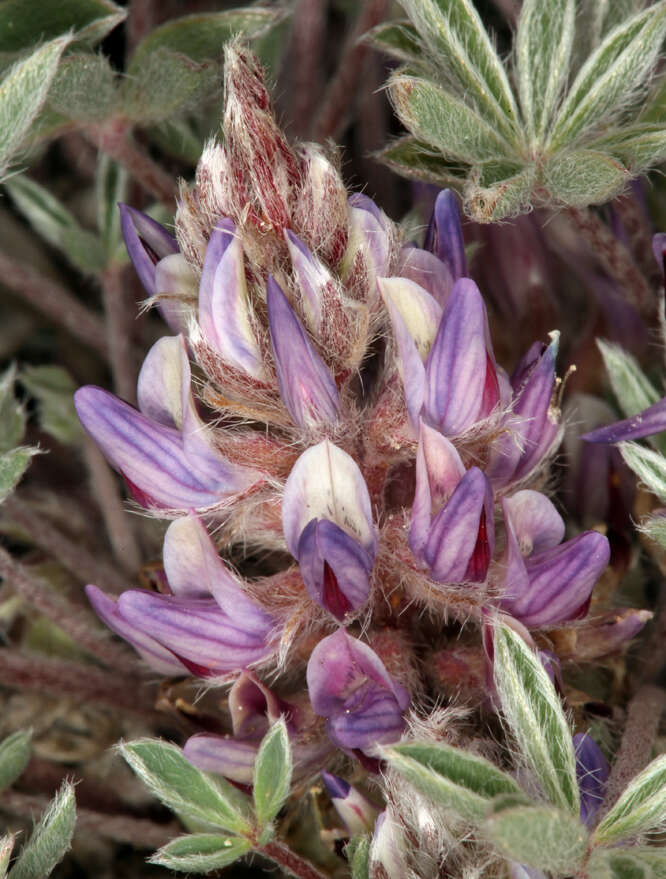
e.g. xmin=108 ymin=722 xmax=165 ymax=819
xmin=258 ymin=840 xmax=330 ymax=879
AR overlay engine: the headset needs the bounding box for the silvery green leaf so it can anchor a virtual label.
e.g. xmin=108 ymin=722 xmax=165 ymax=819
xmin=389 ymin=73 xmax=514 ymax=163
xmin=0 ymin=730 xmax=31 ymax=792
xmin=0 ymin=36 xmax=70 ymax=178
xmin=149 ymin=834 xmax=251 ymax=874
xmin=365 ymin=21 xmax=425 ymax=65
xmin=4 ymin=175 xmax=106 ymax=273
xmin=463 ymin=166 xmax=535 ymax=223
xmin=516 ymin=0 xmax=575 ymax=142
xmin=128 ymin=9 xmax=282 ymax=69
xmin=493 ymin=624 xmax=579 ymax=814
xmin=121 ymin=50 xmax=220 ymax=122
xmin=96 ymin=156 xmax=127 ymax=259
xmin=0 ymin=366 xmax=25 ymax=453
xmin=399 ymin=0 xmax=519 ymax=139
xmin=588 ymin=847 xmax=666 ymax=879
xmin=0 ymin=447 xmax=39 ymax=505
xmin=549 ymin=4 xmax=666 ymax=151
xmin=347 ymin=835 xmax=371 ymax=879
xmin=7 ymin=782 xmax=75 ymax=879
xmin=543 ymin=150 xmax=629 ymax=206
xmin=375 ymin=136 xmax=466 ymax=186
xmin=593 ymin=752 xmax=666 ymax=845
xmin=0 ymin=0 xmax=124 ymax=54
xmin=383 ymin=741 xmax=525 ymax=823
xmin=603 ymin=127 xmax=666 ymax=172
xmin=253 ymin=718 xmax=292 ymax=832
xmin=619 ymin=442 xmax=666 ymax=502
xmin=46 ymin=52 xmax=117 ymax=122
xmin=21 ymin=366 xmax=83 ymax=445
xmin=0 ymin=835 xmax=14 ymax=878
xmin=640 ymin=514 xmax=666 ymax=549
xmin=482 ymin=803 xmax=588 ymax=874
xmin=120 ymin=739 xmax=253 ymax=836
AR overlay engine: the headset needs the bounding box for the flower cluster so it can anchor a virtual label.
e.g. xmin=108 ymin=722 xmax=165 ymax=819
xmin=75 ymin=44 xmax=646 ymax=790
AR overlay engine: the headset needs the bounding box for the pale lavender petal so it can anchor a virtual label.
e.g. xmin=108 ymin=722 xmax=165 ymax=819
xmin=75 ymin=386 xmax=237 ymax=510
xmin=137 ymin=335 xmax=184 ymax=427
xmin=652 ymin=232 xmax=666 ymax=277
xmin=348 ymin=193 xmax=391 ymax=281
xmin=502 ymin=490 xmax=565 ymax=556
xmin=574 ymin=733 xmax=609 ymax=827
xmin=119 ymin=204 xmax=178 ymax=297
xmin=424 ymin=279 xmax=496 ymax=435
xmin=153 ymin=253 xmax=198 ymax=335
xmin=307 ymin=628 xmax=409 ymax=718
xmin=583 ymin=395 xmax=666 ymax=444
xmin=267 ymin=276 xmax=340 ymax=428
xmin=285 ymin=229 xmax=332 ymax=332
xmin=398 ymin=246 xmax=454 ymax=308
xmin=117 ymin=591 xmax=273 ymax=674
xmin=85 ymin=584 xmax=186 ymax=674
xmin=184 ymin=734 xmax=258 ymax=784
xmin=503 ymin=532 xmax=610 ymax=627
xmin=424 ymin=467 xmax=494 ymax=583
xmin=378 ymin=277 xmax=443 ymax=359
xmin=424 ymin=189 xmax=466 ymax=280
xmin=198 ymin=220 xmax=263 ymax=378
xmin=508 ymin=863 xmax=548 ymax=879
xmin=380 ymin=286 xmax=427 ymax=426
xmin=410 ymin=421 xmax=465 ymax=558
xmin=297 ymin=518 xmax=373 ymax=620
xmin=282 ymin=440 xmax=377 ymax=558
xmin=499 ymin=501 xmax=530 ymax=606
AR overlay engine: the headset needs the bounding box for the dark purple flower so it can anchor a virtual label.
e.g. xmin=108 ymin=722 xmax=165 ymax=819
xmin=424 ymin=189 xmax=467 ymax=281
xmin=307 ymin=629 xmax=409 ymax=754
xmin=574 ymin=733 xmax=609 ymax=827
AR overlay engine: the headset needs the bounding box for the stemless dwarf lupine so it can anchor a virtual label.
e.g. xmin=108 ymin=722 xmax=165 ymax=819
xmin=73 ymin=41 xmax=655 ymax=878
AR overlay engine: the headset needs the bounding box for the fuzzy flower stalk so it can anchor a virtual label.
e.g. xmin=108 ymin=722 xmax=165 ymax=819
xmin=74 ymin=41 xmax=653 ymax=879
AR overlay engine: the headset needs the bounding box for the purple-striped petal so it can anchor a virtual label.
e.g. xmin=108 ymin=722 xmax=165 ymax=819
xmin=583 ymin=395 xmax=666 ymax=444
xmin=410 ymin=421 xmax=465 ymax=558
xmin=424 ymin=467 xmax=495 ymax=583
xmin=197 ymin=219 xmax=263 ymax=378
xmin=574 ymin=733 xmax=609 ymax=827
xmin=85 ymin=584 xmax=186 ymax=674
xmin=282 ymin=441 xmax=377 ymax=559
xmin=398 ymin=246 xmax=454 ymax=308
xmin=424 ymin=189 xmax=466 ymax=281
xmin=502 ymin=532 xmax=610 ymax=627
xmin=296 ymin=518 xmax=373 ymax=620
xmin=74 ymin=386 xmax=245 ymax=510
xmin=184 ymin=734 xmax=258 ymax=784
xmin=266 ymin=276 xmax=340 ymax=428
xmin=502 ymin=490 xmax=565 ymax=556
xmin=327 ymin=683 xmax=406 ymax=751
xmin=119 ymin=204 xmax=178 ymax=297
xmin=424 ymin=279 xmax=498 ymax=435
xmin=117 ymin=591 xmax=274 ymax=674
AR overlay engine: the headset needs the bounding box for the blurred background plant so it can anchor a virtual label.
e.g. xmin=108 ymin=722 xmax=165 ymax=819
xmin=0 ymin=1 xmax=665 ymax=878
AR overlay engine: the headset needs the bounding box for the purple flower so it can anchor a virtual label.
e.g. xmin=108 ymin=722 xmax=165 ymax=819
xmin=486 ymin=333 xmax=561 ymax=487
xmin=498 ymin=490 xmax=610 ymax=627
xmin=423 ymin=189 xmax=467 ymax=281
xmin=321 ymin=771 xmax=379 ymax=835
xmin=87 ymin=515 xmax=276 ymax=677
xmin=267 ymin=276 xmax=340 ymax=428
xmin=582 ymin=395 xmax=666 ymax=444
xmin=75 ymin=336 xmax=259 ymax=512
xmin=574 ymin=733 xmax=609 ymax=827
xmin=344 ymin=193 xmax=393 ymax=296
xmin=282 ymin=441 xmax=377 ymax=619
xmin=382 ymin=277 xmax=501 ymax=434
xmin=196 ymin=219 xmax=264 ymax=378
xmin=397 ymin=244 xmax=454 ymax=308
xmin=410 ymin=421 xmax=494 ymax=583
xmin=307 ymin=629 xmax=409 ymax=754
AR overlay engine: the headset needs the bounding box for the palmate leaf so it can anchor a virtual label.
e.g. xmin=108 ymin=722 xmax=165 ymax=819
xmin=619 ymin=442 xmax=666 ymax=502
xmin=375 ymin=136 xmax=466 ymax=187
xmin=493 ymin=624 xmax=580 ymax=815
xmin=252 ymin=718 xmax=292 ymax=834
xmin=383 ymin=740 xmax=525 ymax=823
xmin=21 ymin=366 xmax=83 ymax=445
xmin=149 ymin=834 xmax=251 ymax=874
xmin=588 ymin=847 xmax=666 ymax=879
xmin=7 ymin=782 xmax=75 ymax=879
xmin=46 ymin=52 xmax=117 ymax=123
xmin=0 ymin=448 xmax=39 ymax=505
xmin=464 ymin=164 xmax=535 ymax=223
xmin=516 ymin=0 xmax=575 ymax=143
xmin=0 ymin=365 xmax=25 ymax=453
xmin=0 ymin=730 xmax=31 ymax=793
xmin=399 ymin=0 xmax=519 ymax=140
xmin=365 ymin=20 xmax=425 ymax=66
xmin=543 ymin=149 xmax=629 ymax=206
xmin=593 ymin=753 xmax=666 ymax=845
xmin=548 ymin=3 xmax=666 ymax=151
xmin=0 ymin=0 xmax=124 ymax=55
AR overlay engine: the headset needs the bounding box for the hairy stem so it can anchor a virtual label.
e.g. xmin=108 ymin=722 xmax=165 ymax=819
xmin=102 ymin=264 xmax=139 ymax=406
xmin=565 ymin=206 xmax=655 ymax=315
xmin=86 ymin=121 xmax=176 ymax=207
xmin=258 ymin=840 xmax=330 ymax=879
xmin=82 ymin=438 xmax=143 ymax=576
xmin=4 ymin=495 xmax=127 ymax=594
xmin=313 ymin=0 xmax=388 ymax=141
xmin=0 ymin=250 xmax=108 ymax=356
xmin=0 ymin=545 xmax=139 ymax=673
xmin=597 ymin=684 xmax=665 ymax=821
